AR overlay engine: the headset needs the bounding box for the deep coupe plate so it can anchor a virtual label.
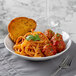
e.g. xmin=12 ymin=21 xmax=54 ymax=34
xmin=4 ymin=31 xmax=71 ymax=61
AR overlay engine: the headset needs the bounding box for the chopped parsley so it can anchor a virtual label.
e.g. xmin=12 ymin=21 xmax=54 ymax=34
xmin=49 ymin=30 xmax=52 ymax=33
xmin=57 ymin=33 xmax=60 ymax=37
xmin=51 ymin=48 xmax=53 ymax=51
xmin=49 ymin=30 xmax=54 ymax=34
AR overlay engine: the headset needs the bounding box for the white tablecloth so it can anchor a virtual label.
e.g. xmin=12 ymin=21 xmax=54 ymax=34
xmin=0 ymin=41 xmax=76 ymax=76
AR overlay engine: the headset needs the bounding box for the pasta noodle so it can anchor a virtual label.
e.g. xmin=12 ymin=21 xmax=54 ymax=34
xmin=13 ymin=30 xmax=50 ymax=57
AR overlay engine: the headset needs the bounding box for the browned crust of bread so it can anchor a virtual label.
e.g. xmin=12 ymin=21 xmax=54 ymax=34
xmin=8 ymin=17 xmax=36 ymax=33
xmin=8 ymin=17 xmax=37 ymax=42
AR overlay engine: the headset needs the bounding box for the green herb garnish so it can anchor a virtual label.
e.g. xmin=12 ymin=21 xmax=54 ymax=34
xmin=26 ymin=34 xmax=40 ymax=41
xmin=57 ymin=33 xmax=60 ymax=37
xmin=26 ymin=35 xmax=35 ymax=41
xmin=34 ymin=34 xmax=40 ymax=41
xmin=47 ymin=44 xmax=50 ymax=45
xmin=51 ymin=48 xmax=53 ymax=51
xmin=49 ymin=30 xmax=52 ymax=33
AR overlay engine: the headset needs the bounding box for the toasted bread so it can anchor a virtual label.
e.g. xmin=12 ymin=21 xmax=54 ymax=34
xmin=8 ymin=17 xmax=37 ymax=42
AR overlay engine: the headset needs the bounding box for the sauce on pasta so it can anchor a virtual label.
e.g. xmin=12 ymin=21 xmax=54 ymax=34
xmin=13 ymin=29 xmax=65 ymax=57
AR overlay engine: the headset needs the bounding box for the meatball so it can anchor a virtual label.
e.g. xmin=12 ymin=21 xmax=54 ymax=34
xmin=56 ymin=41 xmax=66 ymax=52
xmin=42 ymin=43 xmax=57 ymax=56
xmin=51 ymin=33 xmax=63 ymax=45
xmin=44 ymin=29 xmax=55 ymax=40
xmin=51 ymin=33 xmax=65 ymax=52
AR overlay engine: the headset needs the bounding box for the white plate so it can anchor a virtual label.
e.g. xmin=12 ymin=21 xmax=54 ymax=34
xmin=4 ymin=31 xmax=72 ymax=61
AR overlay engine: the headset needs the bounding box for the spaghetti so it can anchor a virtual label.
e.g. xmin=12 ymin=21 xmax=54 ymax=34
xmin=13 ymin=30 xmax=50 ymax=57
